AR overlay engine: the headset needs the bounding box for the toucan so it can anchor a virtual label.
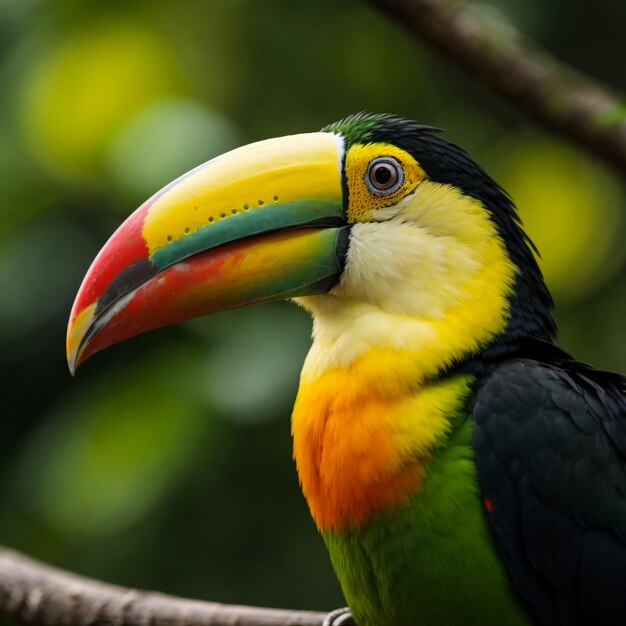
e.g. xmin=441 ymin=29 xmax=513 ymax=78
xmin=67 ymin=113 xmax=626 ymax=626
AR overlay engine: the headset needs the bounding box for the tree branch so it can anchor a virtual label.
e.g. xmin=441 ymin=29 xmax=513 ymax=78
xmin=364 ymin=0 xmax=626 ymax=175
xmin=0 ymin=547 xmax=327 ymax=626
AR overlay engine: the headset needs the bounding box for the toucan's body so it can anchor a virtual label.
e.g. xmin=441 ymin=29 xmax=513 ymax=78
xmin=67 ymin=114 xmax=626 ymax=625
xmin=318 ymin=372 xmax=528 ymax=626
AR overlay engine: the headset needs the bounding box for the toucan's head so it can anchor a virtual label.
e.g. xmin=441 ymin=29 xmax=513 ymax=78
xmin=67 ymin=113 xmax=555 ymax=375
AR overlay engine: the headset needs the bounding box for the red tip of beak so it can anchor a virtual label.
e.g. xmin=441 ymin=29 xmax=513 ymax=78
xmin=69 ymin=202 xmax=151 ymax=325
xmin=67 ymin=202 xmax=153 ymax=372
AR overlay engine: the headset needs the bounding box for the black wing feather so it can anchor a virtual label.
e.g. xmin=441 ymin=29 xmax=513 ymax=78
xmin=472 ymin=357 xmax=626 ymax=625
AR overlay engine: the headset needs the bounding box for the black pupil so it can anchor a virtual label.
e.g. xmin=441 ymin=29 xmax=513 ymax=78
xmin=374 ymin=165 xmax=393 ymax=185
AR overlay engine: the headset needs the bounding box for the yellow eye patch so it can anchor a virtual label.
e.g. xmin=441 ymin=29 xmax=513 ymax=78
xmin=345 ymin=142 xmax=426 ymax=223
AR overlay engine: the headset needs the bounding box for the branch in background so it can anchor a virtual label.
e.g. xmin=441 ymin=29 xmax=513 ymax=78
xmin=0 ymin=547 xmax=326 ymax=626
xmin=364 ymin=0 xmax=626 ymax=175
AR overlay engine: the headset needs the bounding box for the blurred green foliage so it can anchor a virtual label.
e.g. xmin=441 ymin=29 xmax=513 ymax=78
xmin=1 ymin=0 xmax=625 ymax=619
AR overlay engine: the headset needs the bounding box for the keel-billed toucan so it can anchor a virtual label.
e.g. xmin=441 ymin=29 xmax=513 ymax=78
xmin=67 ymin=114 xmax=626 ymax=626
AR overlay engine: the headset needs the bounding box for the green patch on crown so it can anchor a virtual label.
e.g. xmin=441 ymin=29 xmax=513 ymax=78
xmin=322 ymin=112 xmax=391 ymax=147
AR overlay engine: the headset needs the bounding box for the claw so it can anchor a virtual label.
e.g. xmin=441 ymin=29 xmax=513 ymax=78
xmin=323 ymin=607 xmax=355 ymax=626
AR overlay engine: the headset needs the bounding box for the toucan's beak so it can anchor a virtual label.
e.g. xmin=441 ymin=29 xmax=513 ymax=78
xmin=67 ymin=132 xmax=348 ymax=373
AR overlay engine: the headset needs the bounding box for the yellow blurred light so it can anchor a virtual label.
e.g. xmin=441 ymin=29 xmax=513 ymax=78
xmin=489 ymin=138 xmax=625 ymax=302
xmin=20 ymin=21 xmax=186 ymax=181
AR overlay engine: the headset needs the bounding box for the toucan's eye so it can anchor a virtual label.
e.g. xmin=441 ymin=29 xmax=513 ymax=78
xmin=345 ymin=143 xmax=424 ymax=222
xmin=365 ymin=157 xmax=404 ymax=195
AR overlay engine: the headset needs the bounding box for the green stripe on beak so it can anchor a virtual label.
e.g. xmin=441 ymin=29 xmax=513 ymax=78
xmin=151 ymin=199 xmax=344 ymax=268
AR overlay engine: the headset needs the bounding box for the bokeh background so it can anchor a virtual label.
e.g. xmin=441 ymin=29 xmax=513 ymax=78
xmin=1 ymin=0 xmax=625 ymax=619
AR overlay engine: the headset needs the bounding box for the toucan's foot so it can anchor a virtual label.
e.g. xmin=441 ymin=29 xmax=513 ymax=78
xmin=323 ymin=607 xmax=355 ymax=626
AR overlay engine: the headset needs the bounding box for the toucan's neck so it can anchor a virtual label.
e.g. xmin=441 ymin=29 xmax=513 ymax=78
xmin=298 ymin=211 xmax=516 ymax=383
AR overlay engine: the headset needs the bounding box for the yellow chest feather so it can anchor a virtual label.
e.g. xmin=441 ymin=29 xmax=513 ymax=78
xmin=291 ymin=351 xmax=470 ymax=532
